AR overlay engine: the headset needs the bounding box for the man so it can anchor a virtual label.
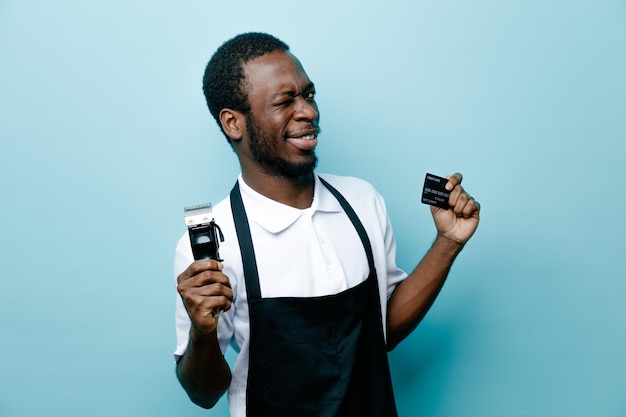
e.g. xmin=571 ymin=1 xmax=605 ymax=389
xmin=174 ymin=32 xmax=480 ymax=416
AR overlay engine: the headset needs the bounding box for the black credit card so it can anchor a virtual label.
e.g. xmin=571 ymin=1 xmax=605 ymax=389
xmin=421 ymin=173 xmax=450 ymax=209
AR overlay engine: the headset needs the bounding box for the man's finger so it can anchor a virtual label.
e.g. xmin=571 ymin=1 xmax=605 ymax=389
xmin=445 ymin=172 xmax=463 ymax=191
xmin=188 ymin=259 xmax=224 ymax=275
xmin=462 ymin=197 xmax=480 ymax=218
xmin=177 ymin=259 xmax=224 ymax=284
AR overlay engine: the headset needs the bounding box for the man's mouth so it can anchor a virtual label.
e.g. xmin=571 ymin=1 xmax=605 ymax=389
xmin=286 ymin=132 xmax=318 ymax=151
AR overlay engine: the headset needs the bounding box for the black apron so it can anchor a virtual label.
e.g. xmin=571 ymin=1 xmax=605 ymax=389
xmin=230 ymin=178 xmax=398 ymax=417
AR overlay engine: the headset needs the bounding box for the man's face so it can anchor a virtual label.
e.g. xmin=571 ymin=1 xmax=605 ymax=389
xmin=240 ymin=51 xmax=320 ymax=179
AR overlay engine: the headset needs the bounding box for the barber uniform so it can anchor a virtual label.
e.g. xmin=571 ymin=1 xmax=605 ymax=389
xmin=230 ymin=178 xmax=398 ymax=417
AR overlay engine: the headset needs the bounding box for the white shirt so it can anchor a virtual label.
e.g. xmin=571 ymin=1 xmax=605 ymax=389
xmin=174 ymin=173 xmax=407 ymax=417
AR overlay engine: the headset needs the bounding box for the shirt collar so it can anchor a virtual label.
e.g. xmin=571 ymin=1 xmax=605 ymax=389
xmin=236 ymin=173 xmax=342 ymax=234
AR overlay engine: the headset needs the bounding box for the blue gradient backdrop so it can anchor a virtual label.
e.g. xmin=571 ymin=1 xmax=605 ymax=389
xmin=1 ymin=1 xmax=625 ymax=416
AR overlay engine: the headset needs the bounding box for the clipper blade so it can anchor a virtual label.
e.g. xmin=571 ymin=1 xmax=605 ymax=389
xmin=184 ymin=203 xmax=213 ymax=227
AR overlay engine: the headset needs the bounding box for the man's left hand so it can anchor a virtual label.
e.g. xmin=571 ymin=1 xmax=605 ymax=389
xmin=431 ymin=172 xmax=480 ymax=245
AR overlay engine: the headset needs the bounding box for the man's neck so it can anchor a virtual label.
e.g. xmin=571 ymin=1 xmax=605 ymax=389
xmin=241 ymin=170 xmax=315 ymax=209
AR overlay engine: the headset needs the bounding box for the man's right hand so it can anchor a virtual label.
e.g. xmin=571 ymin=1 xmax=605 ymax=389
xmin=177 ymin=260 xmax=233 ymax=337
xmin=176 ymin=259 xmax=233 ymax=408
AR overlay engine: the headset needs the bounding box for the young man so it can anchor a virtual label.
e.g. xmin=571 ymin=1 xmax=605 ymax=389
xmin=174 ymin=32 xmax=480 ymax=416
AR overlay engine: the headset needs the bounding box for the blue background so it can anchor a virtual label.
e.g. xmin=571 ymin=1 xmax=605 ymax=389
xmin=1 ymin=1 xmax=625 ymax=416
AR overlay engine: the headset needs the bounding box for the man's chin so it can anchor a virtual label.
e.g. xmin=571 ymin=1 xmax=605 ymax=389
xmin=270 ymin=156 xmax=318 ymax=179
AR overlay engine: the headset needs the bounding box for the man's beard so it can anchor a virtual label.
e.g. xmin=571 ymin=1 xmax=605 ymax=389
xmin=246 ymin=113 xmax=318 ymax=179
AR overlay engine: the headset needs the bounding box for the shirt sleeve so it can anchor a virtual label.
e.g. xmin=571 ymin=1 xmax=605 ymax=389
xmin=382 ymin=211 xmax=407 ymax=298
xmin=370 ymin=186 xmax=408 ymax=298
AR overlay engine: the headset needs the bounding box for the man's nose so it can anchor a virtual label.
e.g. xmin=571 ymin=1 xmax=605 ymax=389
xmin=294 ymin=97 xmax=318 ymax=121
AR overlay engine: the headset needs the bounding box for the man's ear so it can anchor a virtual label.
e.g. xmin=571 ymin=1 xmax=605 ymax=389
xmin=219 ymin=109 xmax=245 ymax=141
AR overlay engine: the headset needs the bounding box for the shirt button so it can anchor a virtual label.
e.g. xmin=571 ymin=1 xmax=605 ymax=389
xmin=326 ymin=257 xmax=332 ymax=265
xmin=318 ymin=236 xmax=325 ymax=244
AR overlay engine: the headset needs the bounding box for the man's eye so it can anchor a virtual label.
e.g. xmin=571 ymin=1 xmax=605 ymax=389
xmin=276 ymin=98 xmax=293 ymax=106
xmin=305 ymin=91 xmax=316 ymax=101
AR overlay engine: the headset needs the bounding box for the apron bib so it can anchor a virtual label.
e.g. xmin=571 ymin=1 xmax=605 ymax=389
xmin=230 ymin=178 xmax=398 ymax=417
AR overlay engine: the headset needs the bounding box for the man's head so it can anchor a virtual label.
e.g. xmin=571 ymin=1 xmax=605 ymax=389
xmin=203 ymin=32 xmax=289 ymax=142
xmin=203 ymin=33 xmax=320 ymax=180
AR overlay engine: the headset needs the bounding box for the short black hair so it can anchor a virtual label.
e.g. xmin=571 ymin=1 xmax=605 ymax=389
xmin=203 ymin=32 xmax=290 ymax=142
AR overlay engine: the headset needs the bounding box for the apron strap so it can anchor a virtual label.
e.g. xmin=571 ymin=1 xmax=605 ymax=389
xmin=229 ymin=181 xmax=262 ymax=302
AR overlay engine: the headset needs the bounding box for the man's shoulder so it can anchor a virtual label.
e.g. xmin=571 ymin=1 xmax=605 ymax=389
xmin=317 ymin=173 xmax=381 ymax=201
xmin=317 ymin=173 xmax=377 ymax=192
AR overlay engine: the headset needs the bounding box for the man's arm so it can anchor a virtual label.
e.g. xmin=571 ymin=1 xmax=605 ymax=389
xmin=175 ymin=260 xmax=233 ymax=408
xmin=386 ymin=173 xmax=480 ymax=350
